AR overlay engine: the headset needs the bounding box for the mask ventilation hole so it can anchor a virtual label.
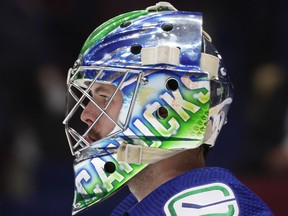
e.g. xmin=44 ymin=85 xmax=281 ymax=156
xmin=161 ymin=22 xmax=173 ymax=31
xmin=166 ymin=78 xmax=178 ymax=91
xmin=120 ymin=21 xmax=131 ymax=28
xmin=130 ymin=44 xmax=142 ymax=55
xmin=104 ymin=161 xmax=116 ymax=173
xmin=156 ymin=107 xmax=168 ymax=119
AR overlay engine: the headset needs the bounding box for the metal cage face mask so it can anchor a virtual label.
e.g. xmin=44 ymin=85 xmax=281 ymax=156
xmin=64 ymin=66 xmax=142 ymax=157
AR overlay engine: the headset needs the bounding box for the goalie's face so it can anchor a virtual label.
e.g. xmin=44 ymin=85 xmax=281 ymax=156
xmin=80 ymin=82 xmax=123 ymax=143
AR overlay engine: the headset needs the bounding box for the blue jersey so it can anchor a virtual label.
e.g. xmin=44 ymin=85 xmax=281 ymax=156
xmin=111 ymin=167 xmax=273 ymax=216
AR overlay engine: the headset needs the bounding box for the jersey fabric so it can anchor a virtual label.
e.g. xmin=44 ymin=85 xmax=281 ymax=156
xmin=110 ymin=167 xmax=273 ymax=216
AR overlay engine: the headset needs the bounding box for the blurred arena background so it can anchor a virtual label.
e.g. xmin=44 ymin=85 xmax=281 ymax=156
xmin=0 ymin=0 xmax=287 ymax=215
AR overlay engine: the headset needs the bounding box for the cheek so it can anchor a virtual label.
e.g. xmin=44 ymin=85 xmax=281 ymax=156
xmin=113 ymin=92 xmax=123 ymax=113
xmin=108 ymin=102 xmax=122 ymax=120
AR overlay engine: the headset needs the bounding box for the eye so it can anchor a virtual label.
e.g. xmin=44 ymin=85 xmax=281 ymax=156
xmin=100 ymin=94 xmax=110 ymax=102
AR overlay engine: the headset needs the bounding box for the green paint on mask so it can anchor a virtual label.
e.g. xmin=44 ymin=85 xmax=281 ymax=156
xmin=80 ymin=10 xmax=149 ymax=55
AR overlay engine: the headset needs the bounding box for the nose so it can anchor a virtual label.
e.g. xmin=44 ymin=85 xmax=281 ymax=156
xmin=80 ymin=101 xmax=99 ymax=125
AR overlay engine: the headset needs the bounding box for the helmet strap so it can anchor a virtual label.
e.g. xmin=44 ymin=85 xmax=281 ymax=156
xmin=117 ymin=142 xmax=183 ymax=165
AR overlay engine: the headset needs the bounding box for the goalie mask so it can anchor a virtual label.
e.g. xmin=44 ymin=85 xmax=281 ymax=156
xmin=63 ymin=2 xmax=233 ymax=214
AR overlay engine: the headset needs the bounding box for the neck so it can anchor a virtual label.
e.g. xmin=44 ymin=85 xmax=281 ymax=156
xmin=127 ymin=148 xmax=205 ymax=201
